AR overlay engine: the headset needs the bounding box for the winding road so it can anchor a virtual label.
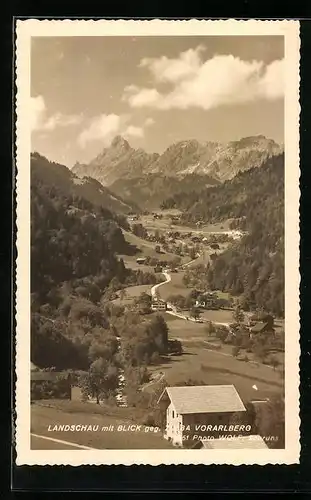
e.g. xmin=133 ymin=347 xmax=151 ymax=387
xmin=150 ymin=268 xmax=230 ymax=328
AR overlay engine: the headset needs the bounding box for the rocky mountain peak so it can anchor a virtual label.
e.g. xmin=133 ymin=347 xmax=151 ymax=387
xmin=72 ymin=134 xmax=283 ymax=189
xmin=111 ymin=135 xmax=130 ymax=150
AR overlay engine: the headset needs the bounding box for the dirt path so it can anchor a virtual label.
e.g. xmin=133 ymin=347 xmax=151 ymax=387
xmin=150 ymin=271 xmax=171 ymax=297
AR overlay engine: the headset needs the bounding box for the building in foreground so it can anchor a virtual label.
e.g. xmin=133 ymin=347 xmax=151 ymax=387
xmin=158 ymin=385 xmax=247 ymax=447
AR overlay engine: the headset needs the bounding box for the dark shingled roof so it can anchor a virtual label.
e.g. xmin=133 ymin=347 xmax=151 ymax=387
xmin=251 ymin=322 xmax=269 ymax=333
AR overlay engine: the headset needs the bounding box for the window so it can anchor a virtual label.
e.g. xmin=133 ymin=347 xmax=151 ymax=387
xmin=172 ymin=410 xmax=175 ymax=418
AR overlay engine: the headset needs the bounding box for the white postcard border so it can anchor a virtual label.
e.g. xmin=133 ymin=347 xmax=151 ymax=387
xmin=15 ymin=18 xmax=300 ymax=466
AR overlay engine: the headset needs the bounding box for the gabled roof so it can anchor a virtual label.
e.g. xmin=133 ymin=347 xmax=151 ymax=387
xmin=199 ymin=435 xmax=268 ymax=449
xmin=251 ymin=322 xmax=270 ymax=333
xmin=158 ymin=385 xmax=246 ymax=414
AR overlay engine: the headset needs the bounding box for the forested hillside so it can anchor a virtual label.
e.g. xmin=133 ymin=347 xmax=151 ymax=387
xmin=110 ymin=173 xmax=219 ymax=210
xmin=31 ymin=182 xmax=130 ymax=302
xmin=31 ymin=152 xmax=140 ymax=214
xmin=166 ymin=154 xmax=285 ymax=316
xmin=31 ymin=171 xmax=131 ymax=368
xmin=31 ymin=169 xmax=170 ymax=380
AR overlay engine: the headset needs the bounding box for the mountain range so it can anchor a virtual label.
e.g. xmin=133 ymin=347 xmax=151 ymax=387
xmin=72 ymin=134 xmax=283 ymax=210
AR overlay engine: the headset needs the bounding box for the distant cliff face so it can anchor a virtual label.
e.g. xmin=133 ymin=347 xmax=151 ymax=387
xmin=72 ymin=135 xmax=159 ymax=186
xmin=72 ymin=134 xmax=283 ymax=187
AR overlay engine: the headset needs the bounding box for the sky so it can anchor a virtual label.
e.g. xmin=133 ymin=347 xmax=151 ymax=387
xmin=31 ymin=36 xmax=284 ymax=167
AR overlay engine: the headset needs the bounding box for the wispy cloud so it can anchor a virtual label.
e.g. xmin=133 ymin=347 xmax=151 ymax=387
xmin=144 ymin=117 xmax=155 ymax=127
xmin=42 ymin=112 xmax=83 ymax=131
xmin=31 ymin=95 xmax=46 ymax=131
xmin=31 ymin=95 xmax=83 ymax=132
xmin=124 ymin=125 xmax=144 ymax=138
xmin=78 ymin=113 xmax=124 ymax=148
xmin=78 ymin=113 xmax=148 ymax=147
xmin=123 ymin=46 xmax=284 ymax=111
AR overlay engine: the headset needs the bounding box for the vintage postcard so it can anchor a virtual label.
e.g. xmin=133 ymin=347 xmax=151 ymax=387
xmin=15 ymin=19 xmax=300 ymax=465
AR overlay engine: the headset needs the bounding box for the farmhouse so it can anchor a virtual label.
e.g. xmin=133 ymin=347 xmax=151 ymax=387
xmin=151 ymin=298 xmax=167 ymax=311
xmin=31 ymin=370 xmax=73 ymax=401
xmin=136 ymin=257 xmax=147 ymax=265
xmin=158 ymin=385 xmax=246 ymax=447
xmin=250 ymin=316 xmax=275 ymax=337
xmin=195 ymin=293 xmax=218 ymax=309
xmin=192 ymin=434 xmax=268 ymax=449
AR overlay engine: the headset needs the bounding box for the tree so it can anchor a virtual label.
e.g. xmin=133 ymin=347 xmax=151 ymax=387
xmin=205 ymin=321 xmax=215 ymax=336
xmin=253 ymin=341 xmax=268 ymax=362
xmin=190 ymin=307 xmax=201 ymax=321
xmin=233 ymin=305 xmax=244 ymax=324
xmin=252 ymin=395 xmax=285 ymax=448
xmin=189 ymin=247 xmax=196 ymax=260
xmin=132 ymin=223 xmax=147 ymax=239
xmin=79 ymin=357 xmax=118 ymax=404
xmin=150 ymin=351 xmax=162 ymax=365
xmin=134 ymin=292 xmax=152 ymax=315
xmin=88 ymin=336 xmax=118 ymax=363
xmin=146 ymin=314 xmax=169 ymax=353
xmin=232 ymin=345 xmax=240 ymax=357
xmin=269 ymin=354 xmax=280 ymax=371
xmin=167 ymin=294 xmax=186 ymax=310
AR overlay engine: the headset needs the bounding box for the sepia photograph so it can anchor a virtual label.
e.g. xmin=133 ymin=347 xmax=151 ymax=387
xmin=15 ymin=19 xmax=300 ymax=465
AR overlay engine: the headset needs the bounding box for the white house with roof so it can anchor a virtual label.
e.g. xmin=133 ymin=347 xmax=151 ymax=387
xmin=157 ymin=385 xmax=246 ymax=447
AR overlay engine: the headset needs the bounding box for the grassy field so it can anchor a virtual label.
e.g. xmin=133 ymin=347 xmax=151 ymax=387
xmin=122 ymin=230 xmax=186 ymax=263
xmin=31 ymin=401 xmax=173 ymax=449
xmin=157 ymin=272 xmax=191 ymax=299
xmin=147 ymin=346 xmax=284 ymax=404
xmin=200 ymin=309 xmax=233 ymax=323
xmin=140 ymin=214 xmax=234 ymax=235
xmin=112 ymin=284 xmax=152 ymax=305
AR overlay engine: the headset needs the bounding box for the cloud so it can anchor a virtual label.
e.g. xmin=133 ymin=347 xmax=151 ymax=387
xmin=31 ymin=95 xmax=83 ymax=132
xmin=123 ymin=47 xmax=284 ymax=111
xmin=31 ymin=95 xmax=46 ymax=131
xmin=78 ymin=114 xmax=124 ymax=147
xmin=139 ymin=45 xmax=206 ymax=84
xmin=144 ymin=117 xmax=155 ymax=127
xmin=42 ymin=112 xmax=83 ymax=131
xmin=124 ymin=88 xmax=161 ymax=108
xmin=78 ymin=113 xmax=148 ymax=147
xmin=124 ymin=125 xmax=144 ymax=138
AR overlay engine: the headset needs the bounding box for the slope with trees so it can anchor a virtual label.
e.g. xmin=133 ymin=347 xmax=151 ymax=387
xmin=163 ymin=154 xmax=284 ymax=316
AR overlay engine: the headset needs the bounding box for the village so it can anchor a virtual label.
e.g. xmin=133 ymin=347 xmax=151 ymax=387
xmin=31 ymin=209 xmax=284 ymax=451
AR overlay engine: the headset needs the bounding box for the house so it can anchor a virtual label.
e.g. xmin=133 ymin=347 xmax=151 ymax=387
xmin=192 ymin=434 xmax=268 ymax=449
xmin=157 ymin=384 xmax=246 ymax=447
xmin=248 ymin=314 xmax=274 ymax=327
xmin=195 ymin=292 xmax=219 ymax=309
xmin=128 ymin=215 xmax=139 ymax=222
xmin=250 ymin=318 xmax=275 ymax=337
xmin=136 ymin=257 xmax=147 ymax=265
xmin=151 ymin=298 xmax=167 ymax=311
xmin=31 ymin=371 xmax=72 ymax=400
xmin=154 ymin=265 xmax=163 ymax=273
